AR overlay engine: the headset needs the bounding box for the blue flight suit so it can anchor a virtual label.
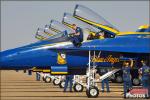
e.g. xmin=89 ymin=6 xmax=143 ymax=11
xmin=141 ymin=65 xmax=150 ymax=88
xmin=70 ymin=27 xmax=83 ymax=47
xmin=64 ymin=75 xmax=74 ymax=92
xmin=23 ymin=70 xmax=26 ymax=73
xmin=28 ymin=70 xmax=32 ymax=75
xmin=63 ymin=30 xmax=68 ymax=36
xmin=36 ymin=72 xmax=40 ymax=81
xmin=16 ymin=70 xmax=19 ymax=72
xmin=100 ymin=69 xmax=110 ymax=92
xmin=122 ymin=67 xmax=132 ymax=97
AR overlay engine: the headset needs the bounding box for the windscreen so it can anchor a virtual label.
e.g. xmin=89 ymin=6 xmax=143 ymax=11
xmin=36 ymin=28 xmax=49 ymax=40
xmin=74 ymin=4 xmax=117 ymax=29
xmin=44 ymin=25 xmax=58 ymax=35
xmin=46 ymin=31 xmax=69 ymax=42
xmin=36 ymin=28 xmax=69 ymax=42
xmin=50 ymin=20 xmax=73 ymax=34
xmin=62 ymin=13 xmax=99 ymax=32
xmin=62 ymin=13 xmax=100 ymax=40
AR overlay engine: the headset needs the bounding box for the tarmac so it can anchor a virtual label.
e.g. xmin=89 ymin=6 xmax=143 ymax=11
xmin=0 ymin=70 xmax=125 ymax=100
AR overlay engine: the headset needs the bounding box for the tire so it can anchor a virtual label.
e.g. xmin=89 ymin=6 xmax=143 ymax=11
xmin=116 ymin=76 xmax=123 ymax=83
xmin=23 ymin=70 xmax=26 ymax=73
xmin=86 ymin=86 xmax=99 ymax=98
xmin=45 ymin=76 xmax=51 ymax=83
xmin=73 ymin=83 xmax=84 ymax=92
xmin=132 ymin=78 xmax=140 ymax=86
xmin=110 ymin=74 xmax=116 ymax=83
xmin=59 ymin=81 xmax=65 ymax=88
xmin=53 ymin=79 xmax=61 ymax=85
xmin=42 ymin=76 xmax=46 ymax=82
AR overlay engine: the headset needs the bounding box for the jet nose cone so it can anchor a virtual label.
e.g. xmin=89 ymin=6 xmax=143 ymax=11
xmin=0 ymin=50 xmax=16 ymax=69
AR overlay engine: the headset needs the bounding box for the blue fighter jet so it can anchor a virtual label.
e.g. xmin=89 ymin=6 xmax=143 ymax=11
xmin=0 ymin=4 xmax=149 ymax=98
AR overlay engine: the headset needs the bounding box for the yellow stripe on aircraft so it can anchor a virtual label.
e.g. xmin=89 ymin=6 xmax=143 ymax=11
xmin=74 ymin=15 xmax=119 ymax=35
xmin=51 ymin=72 xmax=68 ymax=75
xmin=43 ymin=69 xmax=51 ymax=73
xmin=63 ymin=22 xmax=74 ymax=29
xmin=35 ymin=36 xmax=44 ymax=40
xmin=32 ymin=67 xmax=43 ymax=72
xmin=35 ymin=35 xmax=47 ymax=40
xmin=118 ymin=32 xmax=150 ymax=36
xmin=43 ymin=32 xmax=54 ymax=36
xmin=32 ymin=67 xmax=51 ymax=73
xmin=32 ymin=69 xmax=43 ymax=72
xmin=49 ymin=27 xmax=61 ymax=33
xmin=63 ymin=21 xmax=97 ymax=36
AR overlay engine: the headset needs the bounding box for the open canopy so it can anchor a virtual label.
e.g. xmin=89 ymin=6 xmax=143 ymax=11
xmin=35 ymin=28 xmax=49 ymax=40
xmin=46 ymin=31 xmax=68 ymax=41
xmin=62 ymin=13 xmax=99 ymax=32
xmin=74 ymin=4 xmax=119 ymax=35
xmin=50 ymin=20 xmax=73 ymax=34
xmin=44 ymin=25 xmax=58 ymax=35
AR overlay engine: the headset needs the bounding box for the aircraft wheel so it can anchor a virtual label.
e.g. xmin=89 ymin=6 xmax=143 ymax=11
xmin=53 ymin=79 xmax=61 ymax=85
xmin=133 ymin=78 xmax=140 ymax=86
xmin=23 ymin=70 xmax=26 ymax=73
xmin=73 ymin=83 xmax=84 ymax=92
xmin=59 ymin=81 xmax=65 ymax=88
xmin=116 ymin=76 xmax=123 ymax=83
xmin=42 ymin=76 xmax=46 ymax=81
xmin=110 ymin=75 xmax=116 ymax=83
xmin=45 ymin=76 xmax=51 ymax=83
xmin=86 ymin=86 xmax=99 ymax=98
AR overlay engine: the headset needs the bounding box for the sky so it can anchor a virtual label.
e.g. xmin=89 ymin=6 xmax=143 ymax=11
xmin=1 ymin=1 xmax=149 ymax=51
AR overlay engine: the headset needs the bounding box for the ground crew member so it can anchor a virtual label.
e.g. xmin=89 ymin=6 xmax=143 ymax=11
xmin=23 ymin=70 xmax=26 ymax=73
xmin=99 ymin=68 xmax=110 ymax=92
xmin=64 ymin=75 xmax=74 ymax=92
xmin=70 ymin=24 xmax=83 ymax=47
xmin=28 ymin=70 xmax=32 ymax=75
xmin=122 ymin=59 xmax=133 ymax=98
xmin=139 ymin=60 xmax=150 ymax=88
xmin=36 ymin=72 xmax=41 ymax=81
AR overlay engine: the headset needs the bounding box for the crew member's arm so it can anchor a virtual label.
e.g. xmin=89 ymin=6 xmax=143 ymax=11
xmin=74 ymin=32 xmax=80 ymax=36
xmin=130 ymin=59 xmax=134 ymax=68
xmin=138 ymin=68 xmax=142 ymax=76
xmin=74 ymin=27 xmax=81 ymax=36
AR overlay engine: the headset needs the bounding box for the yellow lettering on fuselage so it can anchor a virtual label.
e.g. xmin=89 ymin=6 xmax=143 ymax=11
xmin=92 ymin=55 xmax=119 ymax=64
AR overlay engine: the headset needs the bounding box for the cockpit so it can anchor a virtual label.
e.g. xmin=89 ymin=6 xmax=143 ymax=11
xmin=50 ymin=20 xmax=73 ymax=33
xmin=44 ymin=20 xmax=73 ymax=43
xmin=136 ymin=25 xmax=150 ymax=32
xmin=36 ymin=4 xmax=121 ymax=44
xmin=62 ymin=12 xmax=99 ymax=40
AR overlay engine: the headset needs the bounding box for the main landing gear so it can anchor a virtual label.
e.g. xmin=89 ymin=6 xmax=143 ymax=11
xmin=86 ymin=50 xmax=99 ymax=98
